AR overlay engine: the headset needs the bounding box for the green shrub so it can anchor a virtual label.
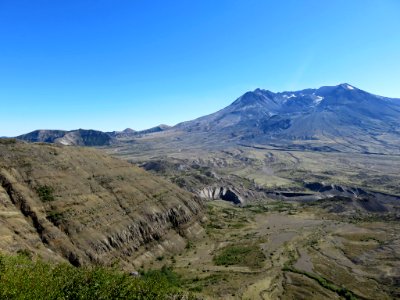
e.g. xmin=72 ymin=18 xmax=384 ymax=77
xmin=35 ymin=185 xmax=55 ymax=202
xmin=0 ymin=254 xmax=194 ymax=299
xmin=142 ymin=265 xmax=182 ymax=287
xmin=0 ymin=138 xmax=17 ymax=145
xmin=282 ymin=266 xmax=359 ymax=300
xmin=46 ymin=211 xmax=64 ymax=225
xmin=213 ymin=244 xmax=265 ymax=268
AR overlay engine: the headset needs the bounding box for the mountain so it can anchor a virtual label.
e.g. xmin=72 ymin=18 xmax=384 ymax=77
xmin=0 ymin=139 xmax=203 ymax=268
xmin=173 ymin=84 xmax=400 ymax=153
xmin=14 ymin=84 xmax=400 ymax=154
xmin=17 ymin=129 xmax=112 ymax=146
xmin=107 ymin=128 xmax=137 ymax=138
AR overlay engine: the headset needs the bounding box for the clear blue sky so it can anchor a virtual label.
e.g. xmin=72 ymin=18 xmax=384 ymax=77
xmin=1 ymin=0 xmax=400 ymax=136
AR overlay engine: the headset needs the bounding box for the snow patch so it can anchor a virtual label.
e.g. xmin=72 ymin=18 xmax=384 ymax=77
xmin=314 ymin=95 xmax=324 ymax=104
xmin=346 ymin=84 xmax=354 ymax=90
xmin=282 ymin=94 xmax=296 ymax=99
xmin=282 ymin=93 xmax=296 ymax=104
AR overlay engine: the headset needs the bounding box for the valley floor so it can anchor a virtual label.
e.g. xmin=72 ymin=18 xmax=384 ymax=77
xmin=103 ymin=142 xmax=400 ymax=299
xmin=144 ymin=200 xmax=400 ymax=299
xmin=105 ymin=144 xmax=400 ymax=197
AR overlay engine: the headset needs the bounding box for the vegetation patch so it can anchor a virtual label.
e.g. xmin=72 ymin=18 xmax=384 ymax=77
xmin=141 ymin=265 xmax=182 ymax=287
xmin=283 ymin=266 xmax=359 ymax=300
xmin=0 ymin=254 xmax=193 ymax=299
xmin=35 ymin=185 xmax=55 ymax=202
xmin=229 ymin=222 xmax=246 ymax=229
xmin=0 ymin=138 xmax=17 ymax=145
xmin=46 ymin=211 xmax=64 ymax=226
xmin=213 ymin=244 xmax=265 ymax=268
xmin=268 ymin=201 xmax=295 ymax=212
xmin=182 ymin=274 xmax=227 ymax=293
xmin=248 ymin=204 xmax=269 ymax=214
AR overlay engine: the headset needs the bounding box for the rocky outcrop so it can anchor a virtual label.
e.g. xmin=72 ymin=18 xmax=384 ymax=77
xmin=304 ymin=182 xmax=400 ymax=201
xmin=198 ymin=186 xmax=244 ymax=204
xmin=0 ymin=141 xmax=204 ymax=269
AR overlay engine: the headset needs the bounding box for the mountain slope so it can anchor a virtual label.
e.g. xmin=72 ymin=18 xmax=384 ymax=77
xmin=0 ymin=140 xmax=203 ymax=269
xmin=172 ymin=84 xmax=400 ymax=153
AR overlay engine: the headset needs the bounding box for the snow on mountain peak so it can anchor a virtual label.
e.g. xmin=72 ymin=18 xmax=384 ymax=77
xmin=282 ymin=94 xmax=296 ymax=98
xmin=314 ymin=95 xmax=324 ymax=104
xmin=340 ymin=83 xmax=355 ymax=90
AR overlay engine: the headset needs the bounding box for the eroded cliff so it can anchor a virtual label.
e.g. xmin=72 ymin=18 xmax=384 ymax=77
xmin=0 ymin=140 xmax=204 ymax=269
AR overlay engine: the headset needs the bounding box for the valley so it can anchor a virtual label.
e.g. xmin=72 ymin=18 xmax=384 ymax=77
xmin=3 ymin=0 xmax=400 ymax=298
xmin=101 ymin=142 xmax=400 ymax=299
xmin=3 ymin=84 xmax=400 ymax=299
xmin=106 ymin=143 xmax=400 ymax=200
xmin=139 ymin=200 xmax=400 ymax=299
xmin=95 ymin=84 xmax=400 ymax=299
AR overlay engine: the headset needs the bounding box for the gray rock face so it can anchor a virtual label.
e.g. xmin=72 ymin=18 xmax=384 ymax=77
xmin=198 ymin=186 xmax=244 ymax=204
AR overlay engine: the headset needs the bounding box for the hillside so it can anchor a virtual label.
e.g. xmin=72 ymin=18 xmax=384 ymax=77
xmin=0 ymin=139 xmax=203 ymax=270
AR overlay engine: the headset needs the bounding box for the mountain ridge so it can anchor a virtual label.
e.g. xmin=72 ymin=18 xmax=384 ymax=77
xmin=12 ymin=84 xmax=400 ymax=153
xmin=15 ymin=125 xmax=171 ymax=146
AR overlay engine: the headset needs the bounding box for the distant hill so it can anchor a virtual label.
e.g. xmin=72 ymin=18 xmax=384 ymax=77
xmin=108 ymin=125 xmax=171 ymax=138
xmin=17 ymin=129 xmax=112 ymax=146
xmin=16 ymin=129 xmax=67 ymax=143
xmin=135 ymin=124 xmax=171 ymax=135
xmin=16 ymin=125 xmax=171 ymax=146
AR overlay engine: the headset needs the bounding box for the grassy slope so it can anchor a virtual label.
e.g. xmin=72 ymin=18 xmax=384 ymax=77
xmin=0 ymin=253 xmax=193 ymax=299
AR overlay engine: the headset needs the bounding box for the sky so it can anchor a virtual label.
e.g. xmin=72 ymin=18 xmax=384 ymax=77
xmin=1 ymin=0 xmax=400 ymax=136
